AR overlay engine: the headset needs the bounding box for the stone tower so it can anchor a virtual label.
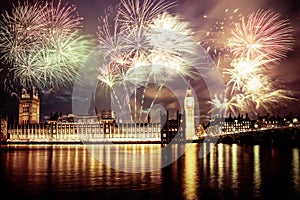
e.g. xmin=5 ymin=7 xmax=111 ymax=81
xmin=184 ymin=82 xmax=195 ymax=139
xmin=0 ymin=115 xmax=8 ymax=142
xmin=18 ymin=87 xmax=40 ymax=124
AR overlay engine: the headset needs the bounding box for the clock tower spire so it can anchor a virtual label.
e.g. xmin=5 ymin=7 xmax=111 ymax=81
xmin=184 ymin=80 xmax=195 ymax=139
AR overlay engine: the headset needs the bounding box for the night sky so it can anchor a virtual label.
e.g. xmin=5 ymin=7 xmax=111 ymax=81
xmin=0 ymin=0 xmax=300 ymax=123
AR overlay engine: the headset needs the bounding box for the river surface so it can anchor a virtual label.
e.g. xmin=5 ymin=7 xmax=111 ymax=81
xmin=0 ymin=143 xmax=299 ymax=200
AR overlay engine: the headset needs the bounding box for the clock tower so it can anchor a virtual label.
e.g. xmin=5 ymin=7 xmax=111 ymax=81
xmin=184 ymin=82 xmax=195 ymax=139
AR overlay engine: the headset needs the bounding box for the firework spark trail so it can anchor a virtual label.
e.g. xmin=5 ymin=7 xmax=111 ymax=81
xmin=143 ymin=81 xmax=170 ymax=122
xmin=207 ymin=8 xmax=295 ymax=116
xmin=11 ymin=30 xmax=92 ymax=90
xmin=115 ymin=0 xmax=177 ymax=68
xmin=244 ymin=75 xmax=296 ymax=112
xmin=0 ymin=1 xmax=45 ymax=64
xmin=0 ymin=0 xmax=47 ymax=90
xmin=209 ymin=62 xmax=296 ymax=115
xmin=137 ymin=12 xmax=198 ymax=122
xmin=11 ymin=51 xmax=43 ymax=89
xmin=43 ymin=0 xmax=83 ymax=39
xmin=97 ymin=62 xmax=141 ymax=121
xmin=200 ymin=8 xmax=242 ymax=72
xmin=0 ymin=0 xmax=94 ymax=92
xmin=207 ymin=93 xmax=239 ymax=116
xmin=223 ymin=55 xmax=272 ymax=94
xmin=96 ymin=0 xmax=201 ymax=122
xmin=97 ymin=53 xmax=147 ymax=122
xmin=117 ymin=0 xmax=177 ymax=30
xmin=96 ymin=1 xmax=296 ymax=118
xmin=97 ymin=6 xmax=128 ymax=61
xmin=228 ymin=9 xmax=294 ymax=65
xmin=147 ymin=12 xmax=198 ymax=77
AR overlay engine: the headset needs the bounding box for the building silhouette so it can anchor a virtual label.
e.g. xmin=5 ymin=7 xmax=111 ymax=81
xmin=160 ymin=82 xmax=197 ymax=143
xmin=160 ymin=110 xmax=184 ymax=143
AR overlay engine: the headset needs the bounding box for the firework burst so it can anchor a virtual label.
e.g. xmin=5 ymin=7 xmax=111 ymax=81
xmin=43 ymin=0 xmax=83 ymax=39
xmin=0 ymin=0 xmax=45 ymax=64
xmin=223 ymin=55 xmax=271 ymax=94
xmin=97 ymin=6 xmax=126 ymax=60
xmin=117 ymin=0 xmax=176 ymax=30
xmin=206 ymin=8 xmax=295 ymax=116
xmin=96 ymin=0 xmax=201 ymax=122
xmin=147 ymin=12 xmax=198 ymax=78
xmin=0 ymin=0 xmax=94 ymax=92
xmin=228 ymin=9 xmax=294 ymax=65
xmin=243 ymin=75 xmax=296 ymax=112
xmin=207 ymin=93 xmax=235 ymax=116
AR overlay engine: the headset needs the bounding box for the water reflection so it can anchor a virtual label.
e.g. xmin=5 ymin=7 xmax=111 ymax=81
xmin=231 ymin=143 xmax=238 ymax=190
xmin=0 ymin=143 xmax=299 ymax=199
xmin=87 ymin=144 xmax=164 ymax=173
xmin=293 ymin=148 xmax=299 ymax=192
xmin=253 ymin=145 xmax=261 ymax=196
xmin=209 ymin=143 xmax=215 ymax=188
xmin=217 ymin=143 xmax=224 ymax=189
xmin=183 ymin=144 xmax=198 ymax=200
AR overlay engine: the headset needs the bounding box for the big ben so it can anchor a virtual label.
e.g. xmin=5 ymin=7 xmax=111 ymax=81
xmin=184 ymin=82 xmax=195 ymax=139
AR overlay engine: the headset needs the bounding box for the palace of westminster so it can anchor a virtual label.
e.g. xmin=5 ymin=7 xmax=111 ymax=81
xmin=0 ymin=86 xmax=299 ymax=143
xmin=0 ymin=86 xmax=197 ymax=143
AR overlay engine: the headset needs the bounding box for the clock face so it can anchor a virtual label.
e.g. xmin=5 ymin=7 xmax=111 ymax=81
xmin=187 ymin=101 xmax=193 ymax=107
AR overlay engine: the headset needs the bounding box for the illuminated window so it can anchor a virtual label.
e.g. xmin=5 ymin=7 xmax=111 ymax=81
xmin=23 ymin=104 xmax=29 ymax=113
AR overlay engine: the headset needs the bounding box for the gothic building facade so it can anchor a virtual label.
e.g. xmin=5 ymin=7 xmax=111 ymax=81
xmin=0 ymin=115 xmax=8 ymax=142
xmin=18 ymin=87 xmax=40 ymax=124
xmin=5 ymin=85 xmax=197 ymax=143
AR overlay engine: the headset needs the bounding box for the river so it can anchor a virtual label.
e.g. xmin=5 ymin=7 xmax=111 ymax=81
xmin=0 ymin=143 xmax=299 ymax=199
